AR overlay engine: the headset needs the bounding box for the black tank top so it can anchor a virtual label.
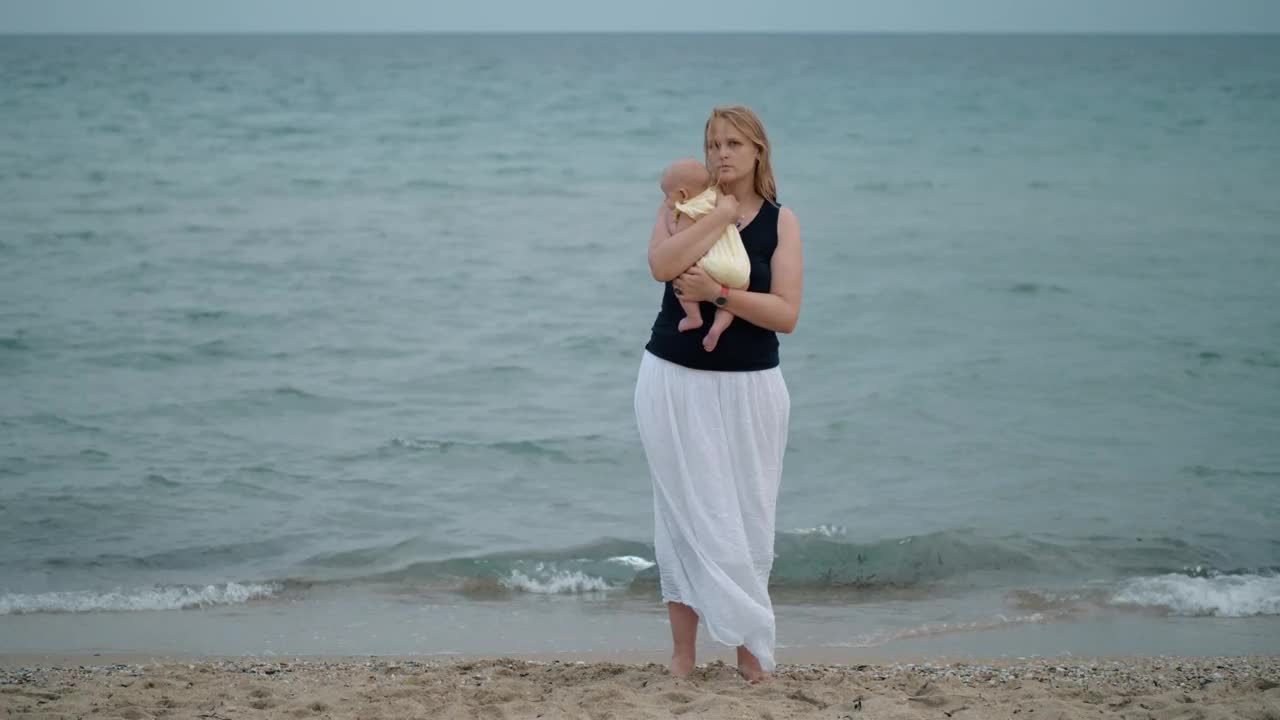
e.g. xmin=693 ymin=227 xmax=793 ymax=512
xmin=644 ymin=200 xmax=781 ymax=372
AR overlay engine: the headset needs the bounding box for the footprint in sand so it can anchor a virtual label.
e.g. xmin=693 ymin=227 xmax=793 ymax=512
xmin=671 ymin=698 xmax=718 ymax=715
xmin=288 ymin=700 xmax=330 ymax=717
xmin=247 ymin=686 xmax=278 ymax=710
xmin=906 ymin=681 xmax=950 ymax=708
xmin=10 ymin=690 xmax=59 ymax=702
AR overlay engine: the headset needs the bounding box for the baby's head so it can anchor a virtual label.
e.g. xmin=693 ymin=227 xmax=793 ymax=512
xmin=660 ymin=157 xmax=712 ymax=208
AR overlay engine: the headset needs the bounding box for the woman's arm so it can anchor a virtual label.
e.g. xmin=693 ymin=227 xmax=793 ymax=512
xmin=647 ymin=198 xmax=738 ymax=282
xmin=672 ymin=207 xmax=803 ymax=334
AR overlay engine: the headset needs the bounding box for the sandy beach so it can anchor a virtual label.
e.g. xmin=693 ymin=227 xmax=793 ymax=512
xmin=2 ymin=655 xmax=1277 ymax=719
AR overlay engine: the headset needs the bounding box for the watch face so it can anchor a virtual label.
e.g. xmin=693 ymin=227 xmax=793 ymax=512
xmin=714 ymin=296 xmax=728 ymax=307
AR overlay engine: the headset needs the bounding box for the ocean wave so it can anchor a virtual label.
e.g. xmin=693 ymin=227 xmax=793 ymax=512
xmin=403 ymin=178 xmax=455 ymax=191
xmin=20 ymin=413 xmax=104 ymax=435
xmin=605 ymin=556 xmax=656 ymax=570
xmin=786 ymin=524 xmax=847 ymax=538
xmin=1008 ymin=569 xmax=1280 ymax=618
xmin=1187 ymin=464 xmax=1280 ymax=480
xmin=363 ymin=539 xmax=654 ymax=590
xmin=1005 ymin=588 xmax=1108 ymax=613
xmin=181 ymin=309 xmax=232 ymax=322
xmin=1110 ymin=571 xmax=1280 ymax=617
xmin=824 ymin=612 xmax=1062 ymax=649
xmin=1007 ymin=282 xmax=1069 ymax=295
xmin=199 ymin=386 xmax=375 ymax=415
xmin=41 ymin=534 xmax=314 ymax=572
xmin=388 ymin=437 xmax=571 ymax=461
xmin=20 ymin=536 xmax=1274 ymax=612
xmin=143 ymin=472 xmax=181 ymax=488
xmin=85 ymin=341 xmax=246 ymax=369
xmin=0 ymin=336 xmax=31 ymax=352
xmin=852 ymin=179 xmax=936 ymax=194
xmin=766 ymin=529 xmax=1063 ymax=588
xmin=345 ymin=434 xmax=611 ymax=463
xmin=500 ymin=568 xmax=613 ymax=594
xmin=0 ymin=582 xmax=281 ymax=615
xmin=309 ymin=531 xmax=1063 ymax=593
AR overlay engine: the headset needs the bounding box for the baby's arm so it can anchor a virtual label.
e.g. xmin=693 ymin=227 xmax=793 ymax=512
xmin=649 ymin=198 xmax=736 ymax=281
xmin=672 ymin=210 xmax=696 ymax=234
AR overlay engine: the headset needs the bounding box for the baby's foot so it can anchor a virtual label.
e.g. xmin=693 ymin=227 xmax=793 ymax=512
xmin=678 ymin=316 xmax=703 ymax=332
xmin=702 ymin=329 xmax=723 ymax=352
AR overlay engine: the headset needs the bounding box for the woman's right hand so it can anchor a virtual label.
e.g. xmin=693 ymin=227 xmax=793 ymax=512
xmin=715 ymin=192 xmax=739 ymax=223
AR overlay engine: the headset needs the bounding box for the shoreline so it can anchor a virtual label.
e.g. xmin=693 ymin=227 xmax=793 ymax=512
xmin=3 ymin=648 xmax=1278 ymax=670
xmin=4 ymin=654 xmax=1277 ymax=719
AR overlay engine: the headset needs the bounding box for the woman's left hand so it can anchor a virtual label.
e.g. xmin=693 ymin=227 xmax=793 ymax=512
xmin=672 ymin=266 xmax=721 ymax=303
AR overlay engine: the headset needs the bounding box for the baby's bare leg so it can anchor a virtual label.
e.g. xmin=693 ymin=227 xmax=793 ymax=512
xmin=702 ymin=309 xmax=735 ymax=351
xmin=670 ymin=213 xmax=703 ymax=332
xmin=678 ymin=299 xmax=703 ymax=332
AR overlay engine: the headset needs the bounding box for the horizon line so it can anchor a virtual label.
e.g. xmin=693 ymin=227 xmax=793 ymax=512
xmin=2 ymin=29 xmax=1278 ymax=37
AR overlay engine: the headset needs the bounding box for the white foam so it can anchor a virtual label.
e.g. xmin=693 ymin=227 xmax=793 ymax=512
xmin=500 ymin=570 xmax=612 ymax=594
xmin=789 ymin=524 xmax=847 ymax=538
xmin=606 ymin=556 xmax=656 ymax=570
xmin=1110 ymin=573 xmax=1280 ymax=617
xmin=825 ymin=613 xmax=1054 ymax=648
xmin=0 ymin=582 xmax=281 ymax=615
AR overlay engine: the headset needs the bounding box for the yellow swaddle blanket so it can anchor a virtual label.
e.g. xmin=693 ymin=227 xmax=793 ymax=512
xmin=674 ymin=188 xmax=751 ymax=290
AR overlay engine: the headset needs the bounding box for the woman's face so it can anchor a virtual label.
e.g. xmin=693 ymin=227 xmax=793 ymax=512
xmin=706 ymin=118 xmax=759 ymax=188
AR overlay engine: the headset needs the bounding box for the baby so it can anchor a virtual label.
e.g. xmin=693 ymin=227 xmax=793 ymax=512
xmin=660 ymin=158 xmax=751 ymax=352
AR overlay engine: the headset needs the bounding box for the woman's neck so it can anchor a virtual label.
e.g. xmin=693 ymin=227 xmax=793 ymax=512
xmin=721 ymin=177 xmax=761 ymax=207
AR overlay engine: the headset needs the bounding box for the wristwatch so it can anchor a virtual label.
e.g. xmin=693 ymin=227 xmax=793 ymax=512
xmin=714 ymin=285 xmax=730 ymax=307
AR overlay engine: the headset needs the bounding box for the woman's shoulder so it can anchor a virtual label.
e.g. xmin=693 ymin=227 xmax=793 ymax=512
xmin=765 ymin=197 xmax=793 ymax=216
xmin=775 ymin=204 xmax=800 ymax=239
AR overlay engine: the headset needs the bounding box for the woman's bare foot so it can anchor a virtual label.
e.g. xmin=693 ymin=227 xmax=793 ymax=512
xmin=670 ymin=652 xmax=695 ymax=678
xmin=667 ymin=602 xmax=699 ymax=678
xmin=737 ymin=646 xmax=769 ymax=684
xmin=678 ymin=316 xmax=703 ymax=332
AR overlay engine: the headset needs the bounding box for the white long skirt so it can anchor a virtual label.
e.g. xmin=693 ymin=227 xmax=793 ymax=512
xmin=633 ymin=350 xmax=790 ymax=672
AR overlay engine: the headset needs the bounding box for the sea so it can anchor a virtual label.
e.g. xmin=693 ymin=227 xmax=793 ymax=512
xmin=1 ymin=33 xmax=1278 ymax=661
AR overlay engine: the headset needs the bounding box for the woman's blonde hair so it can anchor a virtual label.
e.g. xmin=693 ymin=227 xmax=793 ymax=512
xmin=704 ymin=105 xmax=777 ymax=205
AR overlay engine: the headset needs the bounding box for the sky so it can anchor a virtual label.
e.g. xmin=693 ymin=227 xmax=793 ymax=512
xmin=2 ymin=0 xmax=1279 ymax=34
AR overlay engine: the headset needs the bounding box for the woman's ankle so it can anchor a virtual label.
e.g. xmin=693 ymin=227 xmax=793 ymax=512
xmin=670 ymin=648 xmax=695 ymax=677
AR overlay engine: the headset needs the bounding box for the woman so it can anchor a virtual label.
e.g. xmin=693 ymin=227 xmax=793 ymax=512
xmin=634 ymin=105 xmax=803 ymax=683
